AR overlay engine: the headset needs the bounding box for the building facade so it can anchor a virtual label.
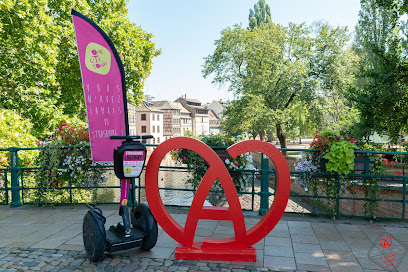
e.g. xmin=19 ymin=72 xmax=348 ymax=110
xmin=208 ymin=100 xmax=228 ymax=120
xmin=152 ymin=101 xmax=182 ymax=140
xmin=173 ymin=102 xmax=193 ymax=136
xmin=127 ymin=103 xmax=137 ymax=136
xmin=176 ymin=97 xmax=209 ymax=136
xmin=135 ymin=101 xmax=164 ymax=144
xmin=208 ymin=109 xmax=221 ymax=135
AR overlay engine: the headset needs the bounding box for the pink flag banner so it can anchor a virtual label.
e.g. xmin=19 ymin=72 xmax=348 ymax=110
xmin=71 ymin=10 xmax=129 ymax=162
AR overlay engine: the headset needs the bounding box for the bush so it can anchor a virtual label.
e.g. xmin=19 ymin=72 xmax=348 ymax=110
xmin=33 ymin=122 xmax=108 ymax=205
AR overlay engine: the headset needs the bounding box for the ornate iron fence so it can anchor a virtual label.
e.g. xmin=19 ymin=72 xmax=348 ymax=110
xmin=0 ymin=145 xmax=407 ymax=221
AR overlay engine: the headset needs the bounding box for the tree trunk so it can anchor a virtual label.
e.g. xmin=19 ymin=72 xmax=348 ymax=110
xmin=259 ymin=130 xmax=265 ymax=141
xmin=267 ymin=131 xmax=273 ymax=142
xmin=276 ymin=123 xmax=287 ymax=156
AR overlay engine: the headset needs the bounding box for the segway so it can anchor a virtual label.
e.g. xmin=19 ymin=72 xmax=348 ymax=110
xmin=83 ymin=135 xmax=158 ymax=262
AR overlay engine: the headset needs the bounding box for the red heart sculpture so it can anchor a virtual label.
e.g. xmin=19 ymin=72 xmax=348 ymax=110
xmin=145 ymin=137 xmax=290 ymax=261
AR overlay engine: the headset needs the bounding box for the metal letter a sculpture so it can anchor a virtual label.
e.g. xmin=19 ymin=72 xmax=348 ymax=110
xmin=145 ymin=137 xmax=290 ymax=261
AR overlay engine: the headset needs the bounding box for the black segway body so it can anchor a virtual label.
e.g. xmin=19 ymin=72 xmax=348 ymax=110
xmin=83 ymin=203 xmax=158 ymax=262
xmin=83 ymin=135 xmax=157 ymax=262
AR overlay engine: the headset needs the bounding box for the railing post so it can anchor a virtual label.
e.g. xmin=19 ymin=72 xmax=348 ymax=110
xmin=259 ymin=154 xmax=270 ymax=216
xmin=336 ymin=175 xmax=340 ymax=218
xmin=402 ymin=166 xmax=406 ymax=220
xmin=9 ymin=147 xmax=21 ymax=207
xmin=364 ymin=151 xmax=370 ymax=175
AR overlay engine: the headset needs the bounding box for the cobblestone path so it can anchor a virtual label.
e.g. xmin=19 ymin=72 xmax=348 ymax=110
xmin=0 ymin=247 xmax=291 ymax=272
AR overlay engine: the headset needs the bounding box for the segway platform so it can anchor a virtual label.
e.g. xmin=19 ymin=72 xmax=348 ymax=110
xmin=83 ymin=202 xmax=158 ymax=262
xmin=105 ymin=224 xmax=144 ymax=253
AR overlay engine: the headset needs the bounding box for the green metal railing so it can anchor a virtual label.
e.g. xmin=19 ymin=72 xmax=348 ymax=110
xmin=0 ymin=145 xmax=407 ymax=221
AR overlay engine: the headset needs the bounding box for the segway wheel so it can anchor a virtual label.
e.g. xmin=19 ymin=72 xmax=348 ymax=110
xmin=83 ymin=212 xmax=105 ymax=262
xmin=141 ymin=218 xmax=158 ymax=250
xmin=131 ymin=203 xmax=158 ymax=250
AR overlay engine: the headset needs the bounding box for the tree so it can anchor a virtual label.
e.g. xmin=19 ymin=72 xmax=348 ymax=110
xmin=0 ymin=109 xmax=38 ymax=164
xmin=375 ymin=0 xmax=408 ymax=14
xmin=354 ymin=0 xmax=400 ymax=65
xmin=47 ymin=0 xmax=160 ymax=117
xmin=286 ymin=101 xmax=323 ymax=143
xmin=312 ymin=22 xmax=359 ymax=130
xmin=248 ymin=0 xmax=271 ymax=30
xmin=203 ymin=22 xmax=318 ymax=149
xmin=0 ymin=0 xmax=160 ymax=138
xmin=349 ymin=0 xmax=408 ymax=141
xmin=221 ymin=94 xmax=274 ymax=140
xmin=0 ymin=1 xmax=62 ymax=137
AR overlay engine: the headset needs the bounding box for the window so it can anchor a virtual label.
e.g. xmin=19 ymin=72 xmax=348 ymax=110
xmin=157 ymin=137 xmax=160 ymax=143
xmin=157 ymin=115 xmax=160 ymax=121
xmin=152 ymin=126 xmax=155 ymax=133
xmin=142 ymin=126 xmax=146 ymax=133
xmin=142 ymin=139 xmax=147 ymax=144
xmin=157 ymin=126 xmax=160 ymax=133
xmin=141 ymin=114 xmax=146 ymax=121
xmin=153 ymin=138 xmax=155 ymax=144
xmin=152 ymin=114 xmax=155 ymax=121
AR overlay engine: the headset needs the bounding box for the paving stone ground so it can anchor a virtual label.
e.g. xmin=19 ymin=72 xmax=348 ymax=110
xmin=0 ymin=247 xmax=285 ymax=272
xmin=1 ymin=206 xmax=408 ymax=271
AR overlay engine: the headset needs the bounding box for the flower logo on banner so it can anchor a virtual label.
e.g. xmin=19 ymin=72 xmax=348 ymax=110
xmin=85 ymin=42 xmax=111 ymax=75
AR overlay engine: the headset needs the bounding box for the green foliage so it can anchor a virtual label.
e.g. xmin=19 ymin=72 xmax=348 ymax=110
xmin=310 ymin=130 xmax=358 ymax=175
xmin=183 ymin=129 xmax=195 ymax=138
xmin=248 ymin=0 xmax=271 ymax=30
xmin=34 ymin=122 xmax=107 ymax=205
xmin=349 ymin=0 xmax=408 ymax=142
xmin=285 ymin=102 xmax=323 ymax=140
xmin=221 ymin=94 xmax=275 ymax=140
xmin=0 ymin=0 xmax=160 ymax=137
xmin=203 ymin=21 xmax=318 ymax=147
xmin=312 ymin=22 xmax=360 ymax=130
xmin=323 ymin=141 xmax=357 ymax=175
xmin=0 ymin=109 xmax=38 ymax=166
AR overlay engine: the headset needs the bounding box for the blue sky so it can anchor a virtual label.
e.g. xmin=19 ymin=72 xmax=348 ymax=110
xmin=128 ymin=0 xmax=361 ymax=104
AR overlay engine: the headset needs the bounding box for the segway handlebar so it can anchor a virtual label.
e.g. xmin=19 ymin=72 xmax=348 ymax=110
xmin=109 ymin=135 xmax=153 ymax=140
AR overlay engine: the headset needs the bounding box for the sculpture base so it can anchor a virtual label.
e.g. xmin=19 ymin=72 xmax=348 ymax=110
xmin=175 ymin=242 xmax=256 ymax=261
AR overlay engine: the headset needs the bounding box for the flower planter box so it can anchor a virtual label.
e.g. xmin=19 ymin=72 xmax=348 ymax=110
xmin=354 ymin=155 xmax=372 ymax=172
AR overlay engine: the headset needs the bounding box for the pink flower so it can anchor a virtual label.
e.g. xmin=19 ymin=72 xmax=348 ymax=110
xmin=51 ymin=172 xmax=55 ymax=176
xmin=234 ymin=162 xmax=239 ymax=167
xmin=386 ymin=163 xmax=391 ymax=167
xmin=349 ymin=138 xmax=357 ymax=143
xmin=391 ymin=161 xmax=395 ymax=166
xmin=394 ymin=171 xmax=402 ymax=175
